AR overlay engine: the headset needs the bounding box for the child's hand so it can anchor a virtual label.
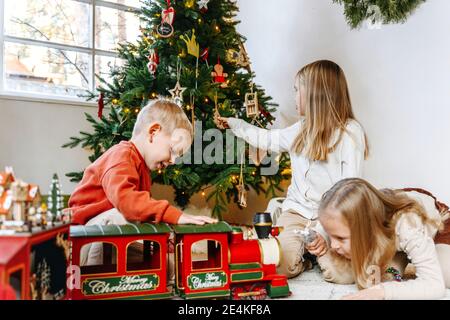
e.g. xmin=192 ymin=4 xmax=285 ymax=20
xmin=216 ymin=117 xmax=230 ymax=129
xmin=305 ymin=233 xmax=328 ymax=257
xmin=340 ymin=286 xmax=385 ymax=300
xmin=177 ymin=213 xmax=218 ymax=225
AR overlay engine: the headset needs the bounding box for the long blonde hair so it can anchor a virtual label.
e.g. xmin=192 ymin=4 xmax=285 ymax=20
xmin=319 ymin=178 xmax=439 ymax=289
xmin=291 ymin=60 xmax=369 ymax=160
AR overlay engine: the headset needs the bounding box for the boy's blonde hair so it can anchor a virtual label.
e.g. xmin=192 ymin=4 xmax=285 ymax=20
xmin=132 ymin=99 xmax=193 ymax=139
xmin=291 ymin=60 xmax=369 ymax=160
xmin=319 ymin=178 xmax=441 ymax=289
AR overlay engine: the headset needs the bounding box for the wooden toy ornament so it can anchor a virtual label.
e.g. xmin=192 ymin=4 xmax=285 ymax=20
xmin=168 ymin=59 xmax=187 ymax=107
xmin=237 ymin=43 xmax=250 ymax=68
xmin=245 ymin=84 xmax=259 ymax=117
xmin=211 ymin=57 xmax=228 ymax=88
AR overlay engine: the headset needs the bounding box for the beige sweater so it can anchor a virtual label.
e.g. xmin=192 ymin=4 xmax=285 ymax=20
xmin=382 ymin=191 xmax=447 ymax=300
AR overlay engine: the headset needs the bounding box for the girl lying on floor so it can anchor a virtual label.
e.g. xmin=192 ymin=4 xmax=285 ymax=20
xmin=315 ymin=178 xmax=450 ymax=300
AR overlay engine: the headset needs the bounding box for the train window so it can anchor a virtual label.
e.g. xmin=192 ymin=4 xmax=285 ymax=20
xmin=79 ymin=242 xmax=117 ymax=275
xmin=126 ymin=240 xmax=161 ymax=272
xmin=191 ymin=240 xmax=222 ymax=270
xmin=8 ymin=269 xmax=23 ymax=299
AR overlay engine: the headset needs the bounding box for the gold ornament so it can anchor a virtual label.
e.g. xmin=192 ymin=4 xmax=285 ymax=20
xmin=180 ymin=29 xmax=199 ymax=58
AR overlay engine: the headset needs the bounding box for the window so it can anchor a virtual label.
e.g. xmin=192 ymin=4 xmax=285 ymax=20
xmin=8 ymin=268 xmax=24 ymax=299
xmin=80 ymin=241 xmax=118 ymax=274
xmin=0 ymin=0 xmax=141 ymax=101
xmin=126 ymin=240 xmax=161 ymax=272
xmin=191 ymin=240 xmax=222 ymax=270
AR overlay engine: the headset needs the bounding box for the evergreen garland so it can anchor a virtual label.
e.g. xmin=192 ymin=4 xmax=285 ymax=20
xmin=333 ymin=0 xmax=427 ymax=29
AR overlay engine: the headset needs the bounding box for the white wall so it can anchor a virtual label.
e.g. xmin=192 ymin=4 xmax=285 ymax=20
xmin=0 ymin=97 xmax=94 ymax=194
xmin=236 ymin=0 xmax=450 ymax=203
xmin=1 ymin=0 xmax=449 ymax=221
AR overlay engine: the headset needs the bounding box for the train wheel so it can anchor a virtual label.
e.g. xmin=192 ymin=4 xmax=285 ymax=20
xmin=249 ymin=283 xmax=267 ymax=300
xmin=231 ymin=285 xmax=247 ymax=300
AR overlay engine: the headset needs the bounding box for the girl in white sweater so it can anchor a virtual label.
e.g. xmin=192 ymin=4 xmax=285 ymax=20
xmin=317 ymin=178 xmax=450 ymax=300
xmin=218 ymin=60 xmax=369 ymax=278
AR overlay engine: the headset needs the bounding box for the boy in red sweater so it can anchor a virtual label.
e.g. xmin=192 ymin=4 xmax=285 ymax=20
xmin=69 ymin=100 xmax=216 ymax=265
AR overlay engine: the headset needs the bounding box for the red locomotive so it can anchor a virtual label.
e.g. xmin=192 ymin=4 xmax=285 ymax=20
xmin=67 ymin=220 xmax=290 ymax=300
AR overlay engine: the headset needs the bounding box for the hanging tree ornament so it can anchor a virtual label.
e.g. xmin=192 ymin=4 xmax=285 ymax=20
xmin=200 ymin=47 xmax=210 ymax=67
xmin=197 ymin=0 xmax=209 ymax=11
xmin=211 ymin=56 xmax=228 ymax=88
xmin=147 ymin=48 xmax=159 ymax=75
xmin=213 ymin=92 xmax=226 ymax=129
xmin=237 ymin=151 xmax=248 ymax=208
xmin=97 ymin=92 xmax=104 ymax=118
xmin=157 ymin=0 xmax=175 ymax=38
xmin=245 ymin=83 xmax=259 ymax=117
xmin=243 ymin=83 xmax=268 ymax=166
xmin=189 ymin=93 xmax=196 ymax=135
xmin=237 ymin=43 xmax=250 ymax=68
xmin=168 ymin=59 xmax=187 ymax=107
xmin=180 ymin=29 xmax=200 ymax=88
xmin=226 ymin=43 xmax=250 ymax=68
xmin=180 ymin=29 xmax=200 ymax=59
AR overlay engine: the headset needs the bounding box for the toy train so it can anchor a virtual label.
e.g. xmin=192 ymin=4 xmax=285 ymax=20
xmin=67 ymin=219 xmax=290 ymax=300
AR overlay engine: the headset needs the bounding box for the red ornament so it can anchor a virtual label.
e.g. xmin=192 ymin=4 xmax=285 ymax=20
xmin=200 ymin=48 xmax=209 ymax=62
xmin=147 ymin=49 xmax=159 ymax=75
xmin=98 ymin=92 xmax=104 ymax=119
xmin=211 ymin=57 xmax=228 ymax=88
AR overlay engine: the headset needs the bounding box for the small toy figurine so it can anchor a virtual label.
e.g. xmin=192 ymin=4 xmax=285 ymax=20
xmin=211 ymin=58 xmax=228 ymax=88
xmin=38 ymin=203 xmax=48 ymax=229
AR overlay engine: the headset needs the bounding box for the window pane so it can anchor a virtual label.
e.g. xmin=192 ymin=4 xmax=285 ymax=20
xmin=126 ymin=240 xmax=161 ymax=272
xmin=4 ymin=0 xmax=91 ymax=48
xmin=102 ymin=0 xmax=142 ymax=9
xmin=4 ymin=42 xmax=91 ymax=98
xmin=95 ymin=6 xmax=140 ymax=51
xmin=95 ymin=55 xmax=125 ymax=87
xmin=80 ymin=242 xmax=117 ymax=274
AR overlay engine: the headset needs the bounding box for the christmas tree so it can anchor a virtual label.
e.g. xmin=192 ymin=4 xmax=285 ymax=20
xmin=63 ymin=0 xmax=291 ymax=219
xmin=47 ymin=173 xmax=64 ymax=219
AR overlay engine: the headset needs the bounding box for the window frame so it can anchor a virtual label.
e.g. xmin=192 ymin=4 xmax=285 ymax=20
xmin=0 ymin=0 xmax=140 ymax=105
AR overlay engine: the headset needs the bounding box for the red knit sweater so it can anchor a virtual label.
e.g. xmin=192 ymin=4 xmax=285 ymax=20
xmin=68 ymin=141 xmax=182 ymax=225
